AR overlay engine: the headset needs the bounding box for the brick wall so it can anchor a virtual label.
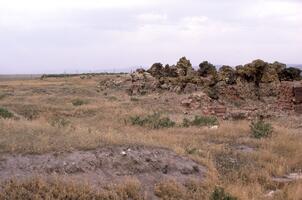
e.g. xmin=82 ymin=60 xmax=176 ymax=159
xmin=278 ymin=82 xmax=302 ymax=114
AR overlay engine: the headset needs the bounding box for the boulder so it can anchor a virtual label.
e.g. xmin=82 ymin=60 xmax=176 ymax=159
xmin=176 ymin=57 xmax=195 ymax=77
xmin=164 ymin=65 xmax=178 ymax=77
xmin=183 ymin=83 xmax=198 ymax=93
xmin=218 ymin=65 xmax=236 ymax=84
xmin=279 ymin=67 xmax=301 ymax=81
xmin=198 ymin=61 xmax=217 ymax=78
xmin=147 ymin=63 xmax=164 ymax=78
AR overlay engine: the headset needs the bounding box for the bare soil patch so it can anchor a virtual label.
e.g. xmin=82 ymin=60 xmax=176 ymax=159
xmin=0 ymin=145 xmax=205 ymax=196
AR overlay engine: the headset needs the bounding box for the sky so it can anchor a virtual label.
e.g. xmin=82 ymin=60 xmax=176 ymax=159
xmin=0 ymin=0 xmax=301 ymax=74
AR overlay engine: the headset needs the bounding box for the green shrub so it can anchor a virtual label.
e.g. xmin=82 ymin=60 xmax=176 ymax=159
xmin=130 ymin=113 xmax=175 ymax=129
xmin=183 ymin=116 xmax=218 ymax=127
xmin=72 ymin=99 xmax=87 ymax=106
xmin=182 ymin=118 xmax=191 ymax=127
xmin=210 ymin=187 xmax=237 ymax=200
xmin=250 ymin=120 xmax=273 ymax=139
xmin=0 ymin=108 xmax=14 ymax=119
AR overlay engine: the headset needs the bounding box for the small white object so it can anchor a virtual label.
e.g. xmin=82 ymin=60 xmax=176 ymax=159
xmin=121 ymin=151 xmax=127 ymax=156
xmin=210 ymin=125 xmax=219 ymax=129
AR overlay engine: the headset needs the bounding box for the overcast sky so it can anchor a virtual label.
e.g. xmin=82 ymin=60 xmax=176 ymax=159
xmin=0 ymin=0 xmax=301 ymax=74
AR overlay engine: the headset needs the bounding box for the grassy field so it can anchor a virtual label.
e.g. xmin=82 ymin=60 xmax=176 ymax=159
xmin=0 ymin=75 xmax=301 ymax=199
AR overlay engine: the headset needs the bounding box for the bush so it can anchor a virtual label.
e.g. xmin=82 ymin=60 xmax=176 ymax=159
xmin=18 ymin=105 xmax=39 ymax=120
xmin=210 ymin=187 xmax=237 ymax=200
xmin=130 ymin=113 xmax=175 ymax=129
xmin=183 ymin=116 xmax=218 ymax=127
xmin=250 ymin=120 xmax=273 ymax=139
xmin=72 ymin=99 xmax=87 ymax=106
xmin=0 ymin=108 xmax=14 ymax=119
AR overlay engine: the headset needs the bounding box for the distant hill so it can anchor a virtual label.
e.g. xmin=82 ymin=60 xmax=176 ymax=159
xmin=287 ymin=64 xmax=302 ymax=69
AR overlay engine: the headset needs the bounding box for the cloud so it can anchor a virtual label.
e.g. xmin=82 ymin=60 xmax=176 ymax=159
xmin=0 ymin=0 xmax=302 ymax=73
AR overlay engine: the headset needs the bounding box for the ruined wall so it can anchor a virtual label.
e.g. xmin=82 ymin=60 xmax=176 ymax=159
xmin=278 ymin=82 xmax=302 ymax=114
xmin=294 ymin=85 xmax=302 ymax=114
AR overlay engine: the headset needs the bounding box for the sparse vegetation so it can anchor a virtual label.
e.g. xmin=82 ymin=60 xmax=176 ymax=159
xmin=0 ymin=178 xmax=142 ymax=200
xmin=183 ymin=115 xmax=218 ymax=127
xmin=107 ymin=96 xmax=118 ymax=101
xmin=0 ymin=107 xmax=14 ymax=119
xmin=0 ymin=74 xmax=301 ymax=199
xmin=250 ymin=120 xmax=273 ymax=139
xmin=18 ymin=105 xmax=40 ymax=120
xmin=130 ymin=113 xmax=175 ymax=129
xmin=130 ymin=97 xmax=140 ymax=102
xmin=72 ymin=98 xmax=87 ymax=106
xmin=50 ymin=116 xmax=70 ymax=128
xmin=210 ymin=187 xmax=237 ymax=200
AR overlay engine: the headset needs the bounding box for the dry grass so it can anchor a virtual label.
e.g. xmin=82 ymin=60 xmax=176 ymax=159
xmin=0 ymin=177 xmax=143 ymax=200
xmin=0 ymin=76 xmax=302 ymax=199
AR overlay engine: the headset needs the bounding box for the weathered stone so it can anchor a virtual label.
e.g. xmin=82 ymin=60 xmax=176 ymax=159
xmin=174 ymin=57 xmax=195 ymax=77
xmin=147 ymin=63 xmax=164 ymax=78
xmin=183 ymin=83 xmax=198 ymax=93
xmin=181 ymin=92 xmax=211 ymax=109
xmin=279 ymin=67 xmax=301 ymax=81
xmin=218 ymin=66 xmax=236 ymax=84
xmin=198 ymin=61 xmax=217 ymax=78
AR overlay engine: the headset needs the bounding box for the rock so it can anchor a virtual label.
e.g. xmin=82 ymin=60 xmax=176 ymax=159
xmin=279 ymin=67 xmax=301 ymax=81
xmin=209 ymin=125 xmax=219 ymax=130
xmin=183 ymin=83 xmax=198 ymax=93
xmin=181 ymin=92 xmax=211 ymax=109
xmin=121 ymin=151 xmax=127 ymax=156
xmin=147 ymin=63 xmax=164 ymax=78
xmin=198 ymin=61 xmax=217 ymax=78
xmin=164 ymin=65 xmax=178 ymax=77
xmin=218 ymin=66 xmax=236 ymax=85
xmin=135 ymin=68 xmax=145 ymax=73
xmin=181 ymin=99 xmax=193 ymax=107
xmin=175 ymin=57 xmax=195 ymax=77
xmin=272 ymin=172 xmax=302 ymax=183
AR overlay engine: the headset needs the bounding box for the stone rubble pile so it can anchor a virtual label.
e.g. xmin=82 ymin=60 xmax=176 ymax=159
xmin=98 ymin=57 xmax=302 ymax=116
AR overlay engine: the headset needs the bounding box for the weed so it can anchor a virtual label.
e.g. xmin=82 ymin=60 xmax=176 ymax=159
xmin=185 ymin=147 xmax=201 ymax=155
xmin=72 ymin=99 xmax=87 ymax=106
xmin=182 ymin=118 xmax=191 ymax=127
xmin=183 ymin=116 xmax=218 ymax=127
xmin=0 ymin=178 xmax=143 ymax=200
xmin=0 ymin=108 xmax=14 ymax=119
xmin=250 ymin=120 xmax=273 ymax=139
xmin=210 ymin=187 xmax=237 ymax=200
xmin=18 ymin=105 xmax=39 ymax=120
xmin=108 ymin=96 xmax=118 ymax=101
xmin=130 ymin=113 xmax=175 ymax=129
xmin=50 ymin=116 xmax=70 ymax=128
xmin=130 ymin=97 xmax=140 ymax=102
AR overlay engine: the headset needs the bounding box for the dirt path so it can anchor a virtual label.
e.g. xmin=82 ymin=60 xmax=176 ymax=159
xmin=0 ymin=145 xmax=205 ymax=197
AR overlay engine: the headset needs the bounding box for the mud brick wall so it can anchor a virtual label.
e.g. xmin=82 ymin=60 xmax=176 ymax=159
xmin=278 ymin=82 xmax=294 ymax=110
xmin=294 ymin=87 xmax=302 ymax=103
xmin=294 ymin=86 xmax=302 ymax=114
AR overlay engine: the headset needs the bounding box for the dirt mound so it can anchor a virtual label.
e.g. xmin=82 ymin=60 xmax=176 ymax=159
xmin=0 ymin=146 xmax=205 ymax=191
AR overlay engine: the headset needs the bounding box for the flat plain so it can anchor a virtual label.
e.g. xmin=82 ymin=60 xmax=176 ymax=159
xmin=0 ymin=74 xmax=301 ymax=200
